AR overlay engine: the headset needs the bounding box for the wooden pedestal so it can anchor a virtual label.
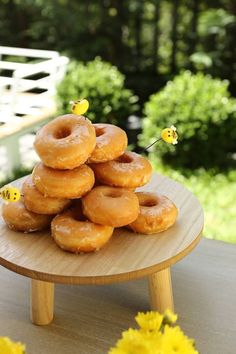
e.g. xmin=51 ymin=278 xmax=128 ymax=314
xmin=0 ymin=173 xmax=204 ymax=325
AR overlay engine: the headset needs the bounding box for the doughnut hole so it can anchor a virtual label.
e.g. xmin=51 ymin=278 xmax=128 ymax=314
xmin=95 ymin=127 xmax=105 ymax=137
xmin=139 ymin=197 xmax=158 ymax=207
xmin=54 ymin=126 xmax=71 ymax=139
xmin=116 ymin=153 xmax=133 ymax=163
xmin=104 ymin=189 xmax=123 ymax=199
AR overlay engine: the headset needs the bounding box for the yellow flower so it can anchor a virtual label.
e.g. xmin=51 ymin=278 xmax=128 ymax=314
xmin=109 ymin=329 xmax=162 ymax=354
xmin=0 ymin=337 xmax=25 ymax=354
xmin=108 ymin=348 xmax=128 ymax=354
xmin=135 ymin=311 xmax=164 ymax=332
xmin=163 ymin=309 xmax=178 ymax=325
xmin=160 ymin=326 xmax=198 ymax=354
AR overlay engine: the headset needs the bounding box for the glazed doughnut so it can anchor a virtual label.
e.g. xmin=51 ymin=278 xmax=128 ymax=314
xmin=2 ymin=198 xmax=53 ymax=232
xmin=129 ymin=192 xmax=178 ymax=234
xmin=32 ymin=162 xmax=95 ymax=199
xmin=82 ymin=186 xmax=139 ymax=227
xmin=88 ymin=124 xmax=128 ymax=163
xmin=51 ymin=204 xmax=114 ymax=253
xmin=23 ymin=175 xmax=71 ymax=215
xmin=93 ymin=178 xmax=135 ymax=191
xmin=34 ymin=114 xmax=96 ymax=169
xmin=90 ymin=151 xmax=152 ymax=188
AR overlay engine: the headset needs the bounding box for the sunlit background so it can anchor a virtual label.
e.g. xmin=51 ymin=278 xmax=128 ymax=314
xmin=0 ymin=0 xmax=235 ymax=243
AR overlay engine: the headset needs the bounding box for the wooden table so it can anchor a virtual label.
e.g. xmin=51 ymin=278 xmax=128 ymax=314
xmin=0 ymin=173 xmax=204 ymax=326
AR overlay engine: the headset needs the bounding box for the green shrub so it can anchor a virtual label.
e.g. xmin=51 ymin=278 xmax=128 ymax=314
xmin=140 ymin=71 xmax=236 ymax=168
xmin=0 ymin=166 xmax=32 ymax=188
xmin=57 ymin=58 xmax=139 ymax=127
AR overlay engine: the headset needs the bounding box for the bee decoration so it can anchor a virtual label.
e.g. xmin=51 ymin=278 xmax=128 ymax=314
xmin=161 ymin=125 xmax=178 ymax=145
xmin=0 ymin=185 xmax=21 ymax=203
xmin=70 ymin=98 xmax=89 ymax=116
xmin=144 ymin=125 xmax=178 ymax=151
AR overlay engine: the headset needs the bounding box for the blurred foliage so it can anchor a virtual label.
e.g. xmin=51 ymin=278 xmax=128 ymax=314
xmin=1 ymin=0 xmax=236 ymax=99
xmin=190 ymin=52 xmax=213 ymax=70
xmin=193 ymin=7 xmax=236 ymax=82
xmin=150 ymin=156 xmax=236 ymax=244
xmin=0 ymin=166 xmax=32 ymax=188
xmin=140 ymin=71 xmax=236 ymax=168
xmin=56 ymin=58 xmax=139 ymax=126
xmin=198 ymin=8 xmax=235 ymax=36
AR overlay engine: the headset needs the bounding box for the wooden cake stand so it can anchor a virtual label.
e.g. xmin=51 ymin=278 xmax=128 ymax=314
xmin=0 ymin=173 xmax=204 ymax=325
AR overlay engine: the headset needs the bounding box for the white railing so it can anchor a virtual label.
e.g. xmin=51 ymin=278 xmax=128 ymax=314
xmin=0 ymin=46 xmax=68 ymax=123
xmin=0 ymin=46 xmax=69 ymax=176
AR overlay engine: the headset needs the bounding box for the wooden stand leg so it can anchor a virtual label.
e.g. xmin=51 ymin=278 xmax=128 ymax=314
xmin=30 ymin=279 xmax=54 ymax=325
xmin=148 ymin=267 xmax=174 ymax=312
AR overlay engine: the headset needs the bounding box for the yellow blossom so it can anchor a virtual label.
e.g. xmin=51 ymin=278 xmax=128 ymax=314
xmin=109 ymin=328 xmax=162 ymax=354
xmin=109 ymin=312 xmax=199 ymax=354
xmin=108 ymin=348 xmax=128 ymax=354
xmin=0 ymin=337 xmax=25 ymax=354
xmin=163 ymin=309 xmax=178 ymax=325
xmin=135 ymin=311 xmax=164 ymax=332
xmin=160 ymin=325 xmax=199 ymax=354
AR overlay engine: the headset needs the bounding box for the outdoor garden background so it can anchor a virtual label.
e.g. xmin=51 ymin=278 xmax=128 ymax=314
xmin=0 ymin=0 xmax=235 ymax=244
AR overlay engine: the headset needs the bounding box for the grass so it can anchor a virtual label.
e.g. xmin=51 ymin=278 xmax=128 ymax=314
xmin=150 ymin=156 xmax=236 ymax=244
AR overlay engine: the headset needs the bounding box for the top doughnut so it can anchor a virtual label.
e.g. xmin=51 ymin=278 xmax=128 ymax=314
xmin=34 ymin=114 xmax=96 ymax=170
xmin=88 ymin=123 xmax=128 ymax=163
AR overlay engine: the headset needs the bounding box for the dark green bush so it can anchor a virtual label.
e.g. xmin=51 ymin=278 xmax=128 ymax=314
xmin=140 ymin=71 xmax=236 ymax=168
xmin=57 ymin=58 xmax=139 ymax=127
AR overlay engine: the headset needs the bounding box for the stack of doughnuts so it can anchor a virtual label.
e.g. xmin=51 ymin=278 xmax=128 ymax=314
xmin=2 ymin=114 xmax=178 ymax=253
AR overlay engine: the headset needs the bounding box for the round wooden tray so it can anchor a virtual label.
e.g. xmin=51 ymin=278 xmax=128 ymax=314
xmin=0 ymin=173 xmax=204 ymax=285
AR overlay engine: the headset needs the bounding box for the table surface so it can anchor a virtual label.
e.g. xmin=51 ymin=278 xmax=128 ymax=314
xmin=0 ymin=173 xmax=204 ymax=285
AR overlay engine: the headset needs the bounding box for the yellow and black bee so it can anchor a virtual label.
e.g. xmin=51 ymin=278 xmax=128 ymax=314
xmin=144 ymin=126 xmax=178 ymax=151
xmin=70 ymin=99 xmax=89 ymax=116
xmin=161 ymin=125 xmax=178 ymax=145
xmin=0 ymin=185 xmax=21 ymax=202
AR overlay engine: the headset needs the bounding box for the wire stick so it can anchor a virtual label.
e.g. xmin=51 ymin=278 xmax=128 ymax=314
xmin=143 ymin=138 xmax=162 ymax=151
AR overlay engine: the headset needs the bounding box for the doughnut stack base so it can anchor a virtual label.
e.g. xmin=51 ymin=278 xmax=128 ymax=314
xmin=2 ymin=114 xmax=178 ymax=253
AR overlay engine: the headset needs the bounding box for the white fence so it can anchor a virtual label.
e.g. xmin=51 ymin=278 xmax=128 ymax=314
xmin=0 ymin=46 xmax=69 ymax=177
